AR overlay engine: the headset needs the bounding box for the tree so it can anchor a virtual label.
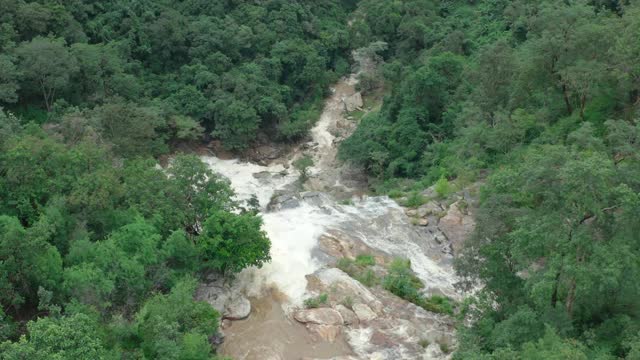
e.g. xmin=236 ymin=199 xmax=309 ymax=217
xmin=165 ymin=154 xmax=235 ymax=234
xmin=456 ymin=140 xmax=640 ymax=355
xmin=14 ymin=37 xmax=78 ymax=111
xmin=0 ymin=216 xmax=62 ymax=313
xmin=197 ymin=210 xmax=271 ymax=276
xmin=0 ymin=55 xmax=19 ymax=103
xmin=0 ymin=313 xmax=111 ymax=359
xmin=135 ymin=277 xmax=219 ymax=359
xmin=90 ymin=101 xmax=167 ymax=157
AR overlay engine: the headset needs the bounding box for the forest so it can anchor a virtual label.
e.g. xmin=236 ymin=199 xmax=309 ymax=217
xmin=0 ymin=0 xmax=639 ymax=359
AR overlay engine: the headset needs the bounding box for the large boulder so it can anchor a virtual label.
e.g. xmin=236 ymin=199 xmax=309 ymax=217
xmin=308 ymin=268 xmax=383 ymax=312
xmin=352 ymin=303 xmax=377 ymax=322
xmin=343 ymin=92 xmax=363 ymax=112
xmin=335 ymin=304 xmax=359 ymax=326
xmin=195 ymin=279 xmax=251 ymax=320
xmin=267 ymin=191 xmax=300 ymax=211
xmin=294 ymin=308 xmax=344 ymax=326
xmin=438 ymin=201 xmax=475 ymax=254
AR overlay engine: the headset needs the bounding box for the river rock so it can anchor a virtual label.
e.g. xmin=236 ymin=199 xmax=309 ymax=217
xmin=418 ymin=201 xmax=443 ymax=218
xmin=423 ymin=343 xmax=446 ymax=359
xmin=309 ymin=268 xmax=383 ymax=312
xmin=302 ymin=191 xmax=325 ymax=206
xmin=252 ymin=171 xmax=274 ymax=181
xmin=343 ymin=92 xmax=363 ymax=112
xmin=306 ymin=324 xmax=342 ymax=342
xmin=318 ymin=233 xmax=355 ymax=259
xmin=195 ymin=280 xmax=251 ymax=320
xmin=438 ymin=201 xmax=475 ymax=254
xmin=294 ymin=308 xmax=344 ymax=326
xmin=335 ymin=304 xmax=359 ymax=326
xmin=418 ymin=218 xmax=429 ymax=226
xmin=268 ymin=191 xmax=300 ymax=211
xmin=352 ymin=303 xmax=377 ymax=322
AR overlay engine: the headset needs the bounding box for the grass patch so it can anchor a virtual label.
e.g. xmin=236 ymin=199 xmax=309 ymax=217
xmin=303 ymin=293 xmax=328 ymax=308
xmin=337 ymin=255 xmax=380 ymax=287
xmin=340 ymin=296 xmax=354 ymax=309
xmin=355 ymin=254 xmax=376 ymax=267
xmin=419 ymin=339 xmax=430 ymax=348
xmin=348 ymin=109 xmax=366 ymax=122
xmin=355 ymin=268 xmax=379 ymax=287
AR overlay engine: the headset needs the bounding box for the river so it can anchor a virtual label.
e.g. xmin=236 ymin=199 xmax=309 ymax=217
xmin=200 ymin=75 xmax=459 ymax=360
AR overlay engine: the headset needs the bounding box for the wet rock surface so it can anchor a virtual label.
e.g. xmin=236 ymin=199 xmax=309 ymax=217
xmin=294 ymin=308 xmax=344 ymax=326
xmin=302 ymin=267 xmax=456 ymax=360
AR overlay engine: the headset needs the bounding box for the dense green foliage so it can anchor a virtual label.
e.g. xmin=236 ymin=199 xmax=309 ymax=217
xmin=0 ymin=121 xmax=270 ymax=357
xmin=341 ymin=0 xmax=640 ymax=183
xmin=2 ymin=0 xmax=640 ymax=358
xmin=0 ymin=0 xmax=355 ymax=149
xmin=339 ymin=0 xmax=640 ymax=358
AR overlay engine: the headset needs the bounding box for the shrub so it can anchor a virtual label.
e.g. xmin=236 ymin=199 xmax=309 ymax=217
xmin=434 ymin=176 xmax=453 ymax=198
xmin=293 ymin=155 xmax=314 ymax=180
xmin=339 ymin=198 xmax=354 ymax=206
xmin=382 ymin=258 xmax=454 ymax=315
xmin=387 ymin=189 xmax=404 ymax=199
xmin=303 ymin=293 xmax=328 ymax=308
xmin=336 ymin=258 xmax=356 ymax=276
xmin=419 ymin=295 xmax=454 ymax=315
xmin=356 ymin=269 xmax=379 ymax=287
xmin=403 ymin=191 xmax=426 ymax=208
xmin=341 ymin=296 xmax=354 ymax=309
xmin=336 ymin=256 xmax=379 ymax=287
xmin=355 ymin=254 xmax=376 ymax=267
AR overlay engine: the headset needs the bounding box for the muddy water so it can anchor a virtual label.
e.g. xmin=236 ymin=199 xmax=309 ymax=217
xmin=220 ymin=291 xmax=353 ymax=360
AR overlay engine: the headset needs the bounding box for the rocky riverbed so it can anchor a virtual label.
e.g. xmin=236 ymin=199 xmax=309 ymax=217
xmin=195 ymin=75 xmax=476 ymax=359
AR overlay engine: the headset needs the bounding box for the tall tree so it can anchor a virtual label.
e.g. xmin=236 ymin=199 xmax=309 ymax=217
xmin=14 ymin=37 xmax=78 ymax=111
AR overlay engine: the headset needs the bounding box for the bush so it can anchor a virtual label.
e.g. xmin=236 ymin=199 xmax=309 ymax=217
xmin=336 ymin=256 xmax=379 ymax=287
xmin=382 ymin=258 xmax=454 ymax=315
xmin=434 ymin=176 xmax=453 ymax=198
xmin=304 ymin=293 xmax=328 ymax=308
xmin=293 ymin=155 xmax=314 ymax=180
xmin=336 ymin=258 xmax=355 ymax=275
xmin=341 ymin=296 xmax=354 ymax=309
xmin=419 ymin=295 xmax=454 ymax=315
xmin=356 ymin=269 xmax=379 ymax=287
xmin=403 ymin=191 xmax=426 ymax=208
xmin=355 ymin=254 xmax=376 ymax=267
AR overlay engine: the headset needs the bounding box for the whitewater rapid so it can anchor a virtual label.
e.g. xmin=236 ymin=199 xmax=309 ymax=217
xmin=200 ymin=77 xmax=458 ymax=308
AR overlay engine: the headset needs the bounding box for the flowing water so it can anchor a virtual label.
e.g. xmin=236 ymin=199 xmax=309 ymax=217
xmin=201 ymin=76 xmax=458 ymax=359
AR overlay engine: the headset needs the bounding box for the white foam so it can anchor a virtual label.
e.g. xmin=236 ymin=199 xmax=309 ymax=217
xmin=200 ymin=156 xmax=296 ymax=208
xmin=241 ymin=203 xmax=338 ymax=304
